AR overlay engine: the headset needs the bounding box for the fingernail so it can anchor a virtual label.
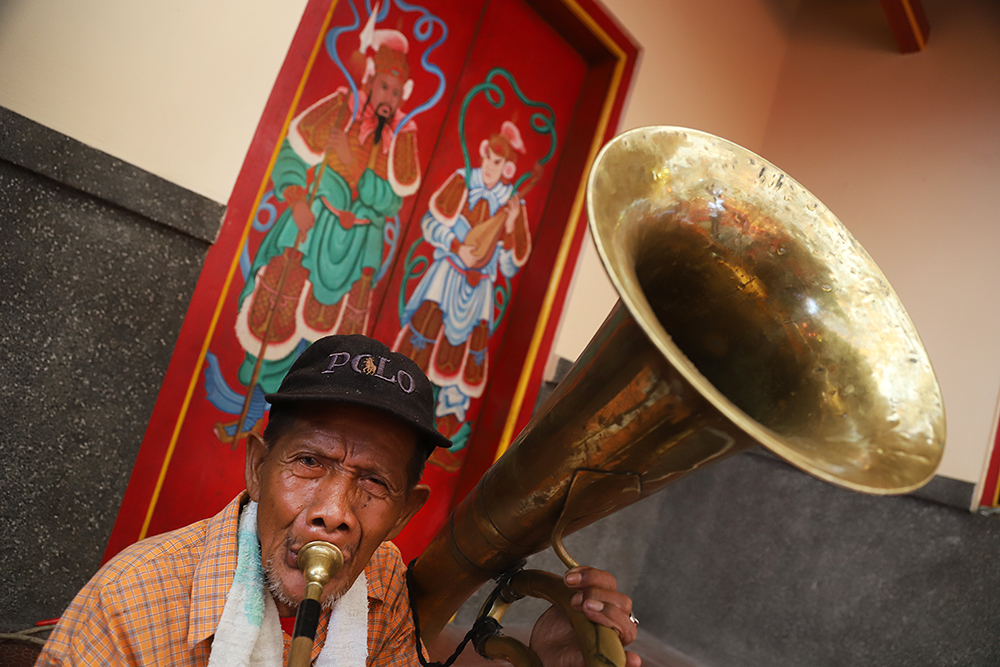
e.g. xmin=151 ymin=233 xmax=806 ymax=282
xmin=584 ymin=600 xmax=604 ymax=612
xmin=566 ymin=571 xmax=582 ymax=585
xmin=572 ymin=592 xmax=583 ymax=607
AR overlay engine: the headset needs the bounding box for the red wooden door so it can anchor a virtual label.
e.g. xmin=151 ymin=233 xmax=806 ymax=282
xmin=104 ymin=0 xmax=638 ymax=563
xmin=368 ymin=0 xmax=590 ymax=554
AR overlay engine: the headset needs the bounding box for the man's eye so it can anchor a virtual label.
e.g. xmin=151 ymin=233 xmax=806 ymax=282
xmin=361 ymin=476 xmax=390 ymax=495
xmin=298 ymin=456 xmax=321 ymax=468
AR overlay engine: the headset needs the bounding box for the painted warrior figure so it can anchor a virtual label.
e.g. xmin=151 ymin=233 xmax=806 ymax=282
xmin=394 ymin=121 xmax=532 ymax=439
xmin=233 ymin=26 xmax=421 ymax=404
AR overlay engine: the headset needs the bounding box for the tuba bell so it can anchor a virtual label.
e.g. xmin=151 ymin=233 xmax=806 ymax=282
xmin=408 ymin=126 xmax=945 ymax=658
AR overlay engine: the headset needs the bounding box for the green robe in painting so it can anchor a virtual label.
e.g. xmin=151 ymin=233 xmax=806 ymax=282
xmin=236 ymin=139 xmax=404 ymax=392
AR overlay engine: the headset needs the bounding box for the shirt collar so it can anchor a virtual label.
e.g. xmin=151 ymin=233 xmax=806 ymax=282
xmin=364 ymin=551 xmax=388 ymax=603
xmin=187 ymin=492 xmax=247 ymax=647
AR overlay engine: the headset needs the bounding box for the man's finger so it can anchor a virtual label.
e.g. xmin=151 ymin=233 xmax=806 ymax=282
xmin=579 ymin=602 xmax=639 ymax=646
xmin=570 ymin=587 xmax=633 ymax=615
xmin=563 ymin=566 xmax=619 ymax=591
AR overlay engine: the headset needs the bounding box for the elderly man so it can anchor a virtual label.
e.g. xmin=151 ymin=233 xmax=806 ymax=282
xmin=36 ymin=335 xmax=639 ymax=667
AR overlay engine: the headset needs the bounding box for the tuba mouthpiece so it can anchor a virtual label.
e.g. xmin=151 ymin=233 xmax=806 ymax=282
xmin=288 ymin=541 xmax=344 ymax=667
xmin=296 ymin=540 xmax=344 ymax=602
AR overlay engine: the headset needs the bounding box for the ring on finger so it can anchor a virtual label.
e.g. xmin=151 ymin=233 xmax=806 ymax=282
xmin=629 ymin=613 xmax=639 ymax=627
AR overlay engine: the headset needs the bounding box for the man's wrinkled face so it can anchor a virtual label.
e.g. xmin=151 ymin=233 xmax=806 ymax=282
xmin=246 ymin=404 xmax=428 ymax=615
xmin=369 ymin=72 xmax=404 ymax=120
xmin=480 ymin=145 xmax=508 ymax=188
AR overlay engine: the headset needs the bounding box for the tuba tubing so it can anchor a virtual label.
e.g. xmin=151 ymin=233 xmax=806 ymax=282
xmin=410 ymin=300 xmax=746 ymax=640
xmin=409 ymin=126 xmax=945 ymax=643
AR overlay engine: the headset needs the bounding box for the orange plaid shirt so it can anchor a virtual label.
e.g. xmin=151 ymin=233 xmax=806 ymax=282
xmin=36 ymin=494 xmax=424 ymax=667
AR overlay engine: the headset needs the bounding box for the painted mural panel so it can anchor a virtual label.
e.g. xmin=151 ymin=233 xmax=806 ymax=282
xmin=133 ymin=0 xmax=480 ymax=542
xmin=104 ymin=0 xmax=639 ymax=563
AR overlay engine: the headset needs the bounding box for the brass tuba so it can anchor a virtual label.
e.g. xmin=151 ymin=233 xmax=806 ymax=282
xmin=408 ymin=126 xmax=945 ymax=662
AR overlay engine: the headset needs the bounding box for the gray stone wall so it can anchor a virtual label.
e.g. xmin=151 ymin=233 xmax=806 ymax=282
xmin=0 ymin=107 xmax=223 ymax=631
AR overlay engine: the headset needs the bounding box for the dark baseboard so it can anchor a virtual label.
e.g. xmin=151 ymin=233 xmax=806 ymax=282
xmin=0 ymin=106 xmax=225 ymax=242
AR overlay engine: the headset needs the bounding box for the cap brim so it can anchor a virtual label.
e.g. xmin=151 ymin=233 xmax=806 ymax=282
xmin=265 ymin=389 xmax=453 ymax=453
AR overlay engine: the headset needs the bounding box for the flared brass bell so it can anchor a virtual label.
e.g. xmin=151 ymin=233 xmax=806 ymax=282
xmin=587 ymin=126 xmax=945 ymax=493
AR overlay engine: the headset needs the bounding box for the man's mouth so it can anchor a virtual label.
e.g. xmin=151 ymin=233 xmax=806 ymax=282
xmin=285 ymin=539 xmax=350 ymax=572
xmin=285 ymin=543 xmax=300 ymax=570
xmin=265 ymin=539 xmax=353 ymax=612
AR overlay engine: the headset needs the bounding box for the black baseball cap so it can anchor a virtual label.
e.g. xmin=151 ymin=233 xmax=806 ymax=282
xmin=265 ymin=334 xmax=452 ymax=454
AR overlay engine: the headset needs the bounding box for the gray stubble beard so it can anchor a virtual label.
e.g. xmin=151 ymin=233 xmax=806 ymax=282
xmin=263 ymin=553 xmax=344 ymax=612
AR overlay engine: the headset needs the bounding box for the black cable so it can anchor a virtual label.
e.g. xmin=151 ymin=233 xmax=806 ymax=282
xmin=405 ymin=559 xmax=525 ymax=667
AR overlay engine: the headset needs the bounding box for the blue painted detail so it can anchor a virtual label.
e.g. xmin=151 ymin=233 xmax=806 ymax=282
xmin=239 ymin=243 xmax=251 ymax=283
xmin=447 ymin=421 xmax=471 ymax=453
xmin=408 ymin=328 xmax=434 ymax=352
xmin=376 ymin=216 xmax=399 ymax=284
xmin=204 ymin=351 xmax=246 ymax=415
xmin=203 ymin=353 xmax=268 ymax=434
xmin=394 ymin=0 xmax=448 ymax=132
xmin=252 ymin=190 xmax=278 ymax=232
xmin=326 ymin=0 xmax=362 ymax=119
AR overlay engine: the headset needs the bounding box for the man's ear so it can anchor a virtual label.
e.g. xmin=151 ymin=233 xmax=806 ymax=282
xmin=385 ymin=483 xmax=430 ymax=541
xmin=245 ymin=431 xmax=269 ymax=503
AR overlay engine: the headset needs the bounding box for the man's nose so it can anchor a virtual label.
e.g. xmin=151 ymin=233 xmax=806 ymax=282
xmin=304 ymin=473 xmax=358 ymax=536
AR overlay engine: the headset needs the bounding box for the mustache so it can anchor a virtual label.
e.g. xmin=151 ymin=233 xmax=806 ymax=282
xmin=289 ymin=535 xmax=354 ymax=564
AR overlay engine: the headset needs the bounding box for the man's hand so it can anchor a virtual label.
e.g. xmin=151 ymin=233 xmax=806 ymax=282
xmin=504 ymin=197 xmax=522 ymax=234
xmin=290 ymin=199 xmax=315 ymax=240
xmin=457 ymin=243 xmax=479 ymax=267
xmin=528 ymin=567 xmax=641 ymax=667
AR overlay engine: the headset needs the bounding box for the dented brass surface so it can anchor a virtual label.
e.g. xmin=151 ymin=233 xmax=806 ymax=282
xmin=588 ymin=127 xmax=944 ymax=492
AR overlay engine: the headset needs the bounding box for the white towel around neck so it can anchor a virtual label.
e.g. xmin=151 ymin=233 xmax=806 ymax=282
xmin=207 ymin=501 xmax=369 ymax=667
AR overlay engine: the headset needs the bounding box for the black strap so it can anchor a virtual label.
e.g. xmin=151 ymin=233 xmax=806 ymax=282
xmin=405 ymin=559 xmax=525 ymax=667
